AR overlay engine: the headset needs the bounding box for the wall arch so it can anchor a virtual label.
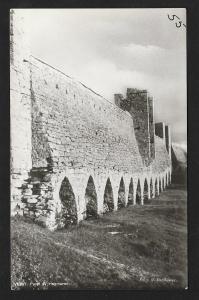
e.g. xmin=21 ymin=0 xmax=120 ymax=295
xmin=150 ymin=178 xmax=153 ymax=198
xmin=128 ymin=178 xmax=134 ymax=205
xmin=155 ymin=178 xmax=158 ymax=196
xmin=143 ymin=178 xmax=149 ymax=203
xmin=84 ymin=175 xmax=98 ymax=219
xmin=166 ymin=173 xmax=168 ymax=186
xmin=57 ymin=176 xmax=78 ymax=228
xmin=118 ymin=177 xmax=126 ymax=209
xmin=136 ymin=179 xmax=142 ymax=204
xmin=162 ymin=177 xmax=165 ymax=190
xmin=159 ymin=178 xmax=162 ymax=193
xmin=168 ymin=171 xmax=171 ymax=184
xmin=103 ymin=177 xmax=114 ymax=213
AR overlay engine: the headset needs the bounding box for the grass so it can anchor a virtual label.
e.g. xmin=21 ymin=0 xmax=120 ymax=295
xmin=11 ymin=184 xmax=187 ymax=290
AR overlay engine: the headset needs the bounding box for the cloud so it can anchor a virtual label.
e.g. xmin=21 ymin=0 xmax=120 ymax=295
xmin=21 ymin=8 xmax=186 ymax=143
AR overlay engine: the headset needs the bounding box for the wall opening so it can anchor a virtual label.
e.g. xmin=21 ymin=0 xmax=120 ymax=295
xmin=143 ymin=179 xmax=149 ymax=202
xmin=103 ymin=178 xmax=114 ymax=213
xmin=150 ymin=178 xmax=153 ymax=198
xmin=118 ymin=177 xmax=126 ymax=209
xmin=85 ymin=176 xmax=98 ymax=220
xmin=128 ymin=178 xmax=134 ymax=205
xmin=155 ymin=179 xmax=158 ymax=196
xmin=58 ymin=177 xmax=77 ymax=228
xmin=136 ymin=179 xmax=142 ymax=204
xmin=162 ymin=178 xmax=165 ymax=190
xmin=159 ymin=178 xmax=162 ymax=193
xmin=166 ymin=174 xmax=168 ymax=186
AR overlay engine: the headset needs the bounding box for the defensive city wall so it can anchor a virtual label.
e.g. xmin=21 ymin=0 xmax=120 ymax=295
xmin=10 ymin=10 xmax=172 ymax=230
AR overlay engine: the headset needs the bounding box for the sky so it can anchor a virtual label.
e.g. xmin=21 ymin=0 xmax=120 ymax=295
xmin=21 ymin=8 xmax=186 ymax=144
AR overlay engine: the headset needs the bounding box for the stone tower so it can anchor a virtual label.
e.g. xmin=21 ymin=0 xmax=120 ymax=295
xmin=114 ymin=88 xmax=155 ymax=166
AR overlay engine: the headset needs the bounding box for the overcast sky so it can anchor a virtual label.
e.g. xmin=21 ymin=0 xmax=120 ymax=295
xmin=21 ymin=8 xmax=186 ymax=144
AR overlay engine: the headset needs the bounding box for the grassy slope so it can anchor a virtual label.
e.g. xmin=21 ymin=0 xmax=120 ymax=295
xmin=11 ymin=185 xmax=187 ymax=290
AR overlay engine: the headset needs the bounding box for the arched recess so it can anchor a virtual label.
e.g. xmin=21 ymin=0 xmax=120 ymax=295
xmin=85 ymin=176 xmax=98 ymax=220
xmin=58 ymin=177 xmax=77 ymax=228
xmin=166 ymin=173 xmax=168 ymax=186
xmin=162 ymin=177 xmax=165 ymax=190
xmin=103 ymin=178 xmax=114 ymax=213
xmin=136 ymin=179 xmax=142 ymax=204
xmin=168 ymin=171 xmax=171 ymax=184
xmin=143 ymin=178 xmax=149 ymax=202
xmin=118 ymin=177 xmax=126 ymax=209
xmin=159 ymin=178 xmax=162 ymax=193
xmin=155 ymin=178 xmax=158 ymax=196
xmin=128 ymin=178 xmax=134 ymax=205
xmin=150 ymin=178 xmax=153 ymax=198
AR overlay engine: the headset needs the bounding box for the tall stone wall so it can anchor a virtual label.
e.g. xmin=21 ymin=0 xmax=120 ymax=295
xmin=30 ymin=57 xmax=144 ymax=174
xmin=10 ymin=10 xmax=32 ymax=213
xmin=10 ymin=9 xmax=172 ymax=229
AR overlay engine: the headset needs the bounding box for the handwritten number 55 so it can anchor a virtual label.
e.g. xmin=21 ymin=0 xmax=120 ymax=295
xmin=168 ymin=14 xmax=184 ymax=28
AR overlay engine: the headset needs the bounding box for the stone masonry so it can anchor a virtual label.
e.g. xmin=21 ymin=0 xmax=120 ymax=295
xmin=10 ymin=10 xmax=172 ymax=230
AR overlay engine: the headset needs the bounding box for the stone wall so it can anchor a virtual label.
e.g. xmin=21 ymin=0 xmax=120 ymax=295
xmin=10 ymin=10 xmax=32 ymax=214
xmin=30 ymin=56 xmax=143 ymax=174
xmin=10 ymin=9 xmax=172 ymax=230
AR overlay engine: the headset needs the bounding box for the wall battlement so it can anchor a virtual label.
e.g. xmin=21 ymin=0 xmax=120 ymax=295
xmin=10 ymin=10 xmax=172 ymax=230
